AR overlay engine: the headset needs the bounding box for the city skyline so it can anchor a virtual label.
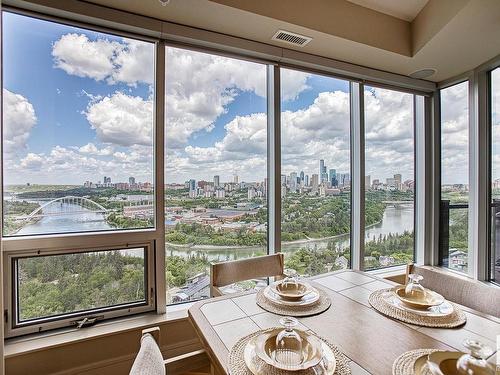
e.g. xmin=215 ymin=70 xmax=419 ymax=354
xmin=3 ymin=12 xmax=471 ymax=188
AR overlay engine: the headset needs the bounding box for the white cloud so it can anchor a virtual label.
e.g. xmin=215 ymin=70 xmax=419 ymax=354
xmin=52 ymin=34 xmax=119 ymax=81
xmin=3 ymin=89 xmax=37 ymax=157
xmin=11 ymin=145 xmax=153 ymax=185
xmin=165 ymin=48 xmax=310 ymax=149
xmin=85 ymin=92 xmax=153 ymax=147
xmin=78 ymin=143 xmax=114 ymax=156
xmin=52 ymin=33 xmax=154 ymax=85
xmin=19 ymin=153 xmax=44 ymax=170
xmin=440 ymin=82 xmax=469 ymax=185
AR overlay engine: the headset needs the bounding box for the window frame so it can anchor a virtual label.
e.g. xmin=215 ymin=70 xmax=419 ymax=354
xmin=361 ymin=85 xmax=418 ymax=271
xmin=5 ymin=243 xmax=156 ymax=338
xmin=278 ymin=66 xmax=354 ymax=273
xmin=437 ymin=79 xmax=471 ymax=275
xmin=1 ymin=8 xmax=164 ymax=337
xmin=1 ymin=3 xmax=436 ymax=338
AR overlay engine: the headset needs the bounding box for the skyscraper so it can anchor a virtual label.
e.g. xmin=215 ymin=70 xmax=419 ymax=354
xmin=300 ymin=171 xmax=304 ymax=182
xmin=233 ymin=175 xmax=239 ymax=184
xmin=189 ymin=179 xmax=196 ymax=192
xmin=305 ymin=175 xmax=309 ymax=186
xmin=214 ymin=175 xmax=220 ymax=188
xmin=319 ymin=160 xmax=325 ymax=181
xmin=311 ymin=174 xmax=319 ymax=192
xmin=329 ymin=169 xmax=337 ymax=187
xmin=290 ymin=172 xmax=297 ymax=192
xmin=129 ymin=176 xmax=135 ymax=185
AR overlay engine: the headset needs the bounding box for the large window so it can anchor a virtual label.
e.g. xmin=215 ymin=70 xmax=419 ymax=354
xmin=439 ymin=81 xmax=469 ymax=272
xmin=364 ymin=87 xmax=415 ymax=269
xmin=490 ymin=68 xmax=500 ymax=282
xmin=2 ymin=11 xmax=157 ymax=337
xmin=2 ymin=12 xmax=155 ymax=237
xmin=280 ymin=69 xmax=351 ymax=276
xmin=164 ymin=47 xmax=268 ymax=304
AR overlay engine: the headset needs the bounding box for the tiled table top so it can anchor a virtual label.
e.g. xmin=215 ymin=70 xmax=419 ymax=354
xmin=189 ymin=270 xmax=500 ymax=375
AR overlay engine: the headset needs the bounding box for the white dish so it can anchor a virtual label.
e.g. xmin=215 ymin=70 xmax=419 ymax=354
xmin=263 ymin=285 xmax=320 ymax=307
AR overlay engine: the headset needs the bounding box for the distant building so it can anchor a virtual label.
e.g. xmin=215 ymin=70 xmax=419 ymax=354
xmin=215 ymin=188 xmax=225 ymax=199
xmin=172 ymin=273 xmax=210 ymax=303
xmin=329 ymin=169 xmax=337 ymax=187
xmin=449 ymin=250 xmax=467 ymax=271
xmin=248 ymin=187 xmax=256 ymax=200
xmin=290 ymin=172 xmax=297 ymax=192
xmin=233 ymin=175 xmax=239 ymax=184
xmin=365 ymin=175 xmax=371 ymax=190
xmin=129 ymin=176 xmax=135 ymax=185
xmin=214 ymin=175 xmax=220 ymax=188
xmin=311 ymin=174 xmax=319 ymax=193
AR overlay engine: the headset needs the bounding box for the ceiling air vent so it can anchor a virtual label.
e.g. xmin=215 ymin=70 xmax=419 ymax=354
xmin=272 ymin=30 xmax=312 ymax=47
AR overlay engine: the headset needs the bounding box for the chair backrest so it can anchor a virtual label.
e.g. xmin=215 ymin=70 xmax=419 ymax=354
xmin=130 ymin=328 xmax=165 ymax=375
xmin=408 ymin=264 xmax=500 ymax=318
xmin=210 ymin=253 xmax=284 ymax=296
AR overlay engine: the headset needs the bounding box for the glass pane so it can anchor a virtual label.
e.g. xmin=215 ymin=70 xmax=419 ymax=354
xmin=280 ymin=68 xmax=351 ymax=276
xmin=16 ymin=248 xmax=146 ymax=322
xmin=164 ymin=47 xmax=268 ymax=304
xmin=440 ymin=81 xmax=469 ymax=272
xmin=2 ymin=12 xmax=155 ymax=237
xmin=491 ymin=68 xmax=500 ymax=282
xmin=364 ymin=87 xmax=415 ymax=270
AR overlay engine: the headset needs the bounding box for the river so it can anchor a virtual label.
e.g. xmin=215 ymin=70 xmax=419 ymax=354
xmin=167 ymin=206 xmax=415 ymax=261
xmin=14 ymin=201 xmax=414 ymax=261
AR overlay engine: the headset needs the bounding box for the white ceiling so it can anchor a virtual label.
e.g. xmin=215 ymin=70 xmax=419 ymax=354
xmin=83 ymin=0 xmax=500 ymax=82
xmin=346 ymin=0 xmax=429 ymax=21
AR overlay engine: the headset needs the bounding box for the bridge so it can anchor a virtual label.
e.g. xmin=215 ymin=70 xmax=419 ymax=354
xmin=18 ymin=196 xmax=108 ymax=220
xmin=382 ymin=200 xmax=414 ymax=208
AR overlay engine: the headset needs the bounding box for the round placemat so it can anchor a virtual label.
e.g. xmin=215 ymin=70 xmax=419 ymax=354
xmin=369 ymin=289 xmax=466 ymax=328
xmin=392 ymin=349 xmax=439 ymax=375
xmin=256 ymin=284 xmax=331 ymax=317
xmin=228 ymin=328 xmax=351 ymax=375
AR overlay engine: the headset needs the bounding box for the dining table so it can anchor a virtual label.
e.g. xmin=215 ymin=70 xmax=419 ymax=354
xmin=188 ymin=269 xmax=500 ymax=375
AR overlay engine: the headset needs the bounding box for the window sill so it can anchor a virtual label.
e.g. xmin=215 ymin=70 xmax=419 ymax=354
xmin=4 ymin=302 xmax=194 ymax=358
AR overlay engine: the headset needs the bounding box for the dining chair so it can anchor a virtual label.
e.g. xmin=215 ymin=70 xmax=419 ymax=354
xmin=210 ymin=253 xmax=285 ymax=297
xmin=130 ymin=327 xmax=208 ymax=375
xmin=406 ymin=264 xmax=500 ymax=317
xmin=129 ymin=327 xmax=165 ymax=375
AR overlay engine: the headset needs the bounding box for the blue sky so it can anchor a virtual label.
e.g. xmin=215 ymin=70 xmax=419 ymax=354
xmin=3 ymin=11 xmax=437 ymax=187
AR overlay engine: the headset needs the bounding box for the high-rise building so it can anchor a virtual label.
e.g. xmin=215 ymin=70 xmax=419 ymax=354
xmin=394 ymin=173 xmax=402 ymax=190
xmin=329 ymin=169 xmax=337 ymax=187
xmin=129 ymin=177 xmax=135 ymax=185
xmin=233 ymin=175 xmax=239 ymax=184
xmin=290 ymin=172 xmax=297 ymax=192
xmin=305 ymin=174 xmax=309 ymax=186
xmin=189 ymin=179 xmax=196 ymax=192
xmin=281 ymin=174 xmax=287 ymax=186
xmin=247 ymin=188 xmax=256 ymax=200
xmin=300 ymin=171 xmax=304 ymax=182
xmin=214 ymin=175 xmax=220 ymax=188
xmin=365 ymin=175 xmax=371 ymax=189
xmin=319 ymin=160 xmax=328 ymax=182
xmin=311 ymin=174 xmax=319 ymax=192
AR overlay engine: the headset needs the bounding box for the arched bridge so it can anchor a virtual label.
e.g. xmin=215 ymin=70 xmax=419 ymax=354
xmin=20 ymin=196 xmax=108 ymax=220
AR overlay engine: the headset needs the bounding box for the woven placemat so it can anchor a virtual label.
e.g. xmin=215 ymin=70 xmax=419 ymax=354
xmin=228 ymin=328 xmax=351 ymax=375
xmin=256 ymin=285 xmax=331 ymax=317
xmin=369 ymin=289 xmax=466 ymax=328
xmin=392 ymin=349 xmax=439 ymax=375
